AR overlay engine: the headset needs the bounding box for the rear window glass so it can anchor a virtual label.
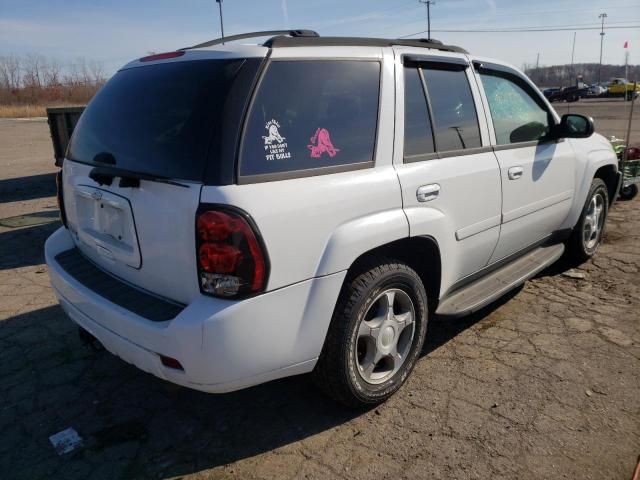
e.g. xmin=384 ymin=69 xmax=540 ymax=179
xmin=422 ymin=67 xmax=481 ymax=151
xmin=239 ymin=60 xmax=381 ymax=179
xmin=67 ymin=59 xmax=252 ymax=182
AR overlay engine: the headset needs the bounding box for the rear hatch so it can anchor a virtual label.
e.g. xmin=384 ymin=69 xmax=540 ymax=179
xmin=61 ymin=51 xmax=265 ymax=305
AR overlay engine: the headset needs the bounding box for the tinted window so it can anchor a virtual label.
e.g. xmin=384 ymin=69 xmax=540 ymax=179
xmin=240 ymin=60 xmax=380 ymax=178
xmin=422 ymin=67 xmax=481 ymax=151
xmin=68 ymin=59 xmax=255 ymax=182
xmin=480 ymin=72 xmax=551 ymax=145
xmin=404 ymin=67 xmax=435 ymax=157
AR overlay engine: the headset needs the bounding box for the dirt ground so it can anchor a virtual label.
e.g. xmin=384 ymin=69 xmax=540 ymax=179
xmin=0 ymin=100 xmax=639 ymax=480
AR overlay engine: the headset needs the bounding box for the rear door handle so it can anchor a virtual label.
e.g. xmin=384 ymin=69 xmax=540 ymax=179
xmin=416 ymin=184 xmax=440 ymax=202
xmin=508 ymin=166 xmax=524 ymax=180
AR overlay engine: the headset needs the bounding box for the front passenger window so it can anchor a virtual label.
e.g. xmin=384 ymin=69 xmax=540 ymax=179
xmin=480 ymin=72 xmax=551 ymax=145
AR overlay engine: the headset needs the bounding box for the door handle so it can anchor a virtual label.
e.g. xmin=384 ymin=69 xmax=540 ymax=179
xmin=508 ymin=166 xmax=524 ymax=180
xmin=417 ymin=184 xmax=440 ymax=202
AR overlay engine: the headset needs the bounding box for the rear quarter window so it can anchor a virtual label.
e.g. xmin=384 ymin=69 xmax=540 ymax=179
xmin=239 ymin=60 xmax=381 ymax=181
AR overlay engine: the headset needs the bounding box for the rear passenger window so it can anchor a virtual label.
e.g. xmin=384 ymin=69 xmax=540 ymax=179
xmin=240 ymin=60 xmax=381 ymax=179
xmin=422 ymin=67 xmax=481 ymax=151
xmin=404 ymin=67 xmax=435 ymax=157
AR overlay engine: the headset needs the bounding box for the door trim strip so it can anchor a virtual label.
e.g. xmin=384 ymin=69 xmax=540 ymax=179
xmin=502 ymin=189 xmax=573 ymax=224
xmin=455 ymin=214 xmax=501 ymax=240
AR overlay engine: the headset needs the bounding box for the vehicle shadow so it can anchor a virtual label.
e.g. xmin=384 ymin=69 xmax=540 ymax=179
xmin=4 ymin=291 xmax=526 ymax=479
xmin=533 ymin=250 xmax=585 ymax=279
xmin=2 ymin=304 xmax=362 ymax=479
xmin=532 ymin=142 xmax=555 ymax=181
xmin=1 ymin=225 xmax=574 ymax=478
xmin=0 ymin=220 xmax=60 ymax=270
xmin=423 ymin=246 xmax=589 ymax=357
xmin=0 ymin=172 xmax=57 ymax=203
xmin=423 ymin=286 xmax=522 ymax=357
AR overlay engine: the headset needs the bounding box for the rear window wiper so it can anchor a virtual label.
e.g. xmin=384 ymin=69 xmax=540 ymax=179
xmin=88 ymin=165 xmax=190 ymax=188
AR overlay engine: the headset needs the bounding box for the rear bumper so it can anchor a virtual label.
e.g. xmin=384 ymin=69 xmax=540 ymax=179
xmin=45 ymin=227 xmax=346 ymax=393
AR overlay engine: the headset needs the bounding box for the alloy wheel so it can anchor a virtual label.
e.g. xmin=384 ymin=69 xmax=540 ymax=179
xmin=583 ymin=192 xmax=605 ymax=251
xmin=355 ymin=288 xmax=416 ymax=385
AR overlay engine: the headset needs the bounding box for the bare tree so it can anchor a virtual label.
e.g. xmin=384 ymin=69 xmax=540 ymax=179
xmin=23 ymin=54 xmax=46 ymax=89
xmin=43 ymin=59 xmax=62 ymax=87
xmin=76 ymin=57 xmax=91 ymax=85
xmin=63 ymin=61 xmax=81 ymax=86
xmin=88 ymin=59 xmax=106 ymax=85
xmin=0 ymin=57 xmax=9 ymax=89
xmin=0 ymin=52 xmax=110 ymax=111
xmin=0 ymin=54 xmax=21 ymax=89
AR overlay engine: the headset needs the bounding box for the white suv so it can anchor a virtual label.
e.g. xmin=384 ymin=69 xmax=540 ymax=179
xmin=46 ymin=30 xmax=620 ymax=407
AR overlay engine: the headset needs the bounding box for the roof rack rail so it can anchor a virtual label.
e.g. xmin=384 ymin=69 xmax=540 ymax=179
xmin=181 ymin=29 xmax=319 ymax=50
xmin=262 ymin=36 xmax=467 ymax=53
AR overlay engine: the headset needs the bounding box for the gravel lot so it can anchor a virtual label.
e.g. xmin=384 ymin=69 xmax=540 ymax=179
xmin=0 ymin=100 xmax=639 ymax=480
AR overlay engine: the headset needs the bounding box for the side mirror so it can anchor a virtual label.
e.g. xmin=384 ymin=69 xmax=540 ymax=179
xmin=556 ymin=114 xmax=594 ymax=139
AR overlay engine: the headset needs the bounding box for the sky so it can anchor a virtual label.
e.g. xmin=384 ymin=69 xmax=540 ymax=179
xmin=1 ymin=0 xmax=639 ymax=76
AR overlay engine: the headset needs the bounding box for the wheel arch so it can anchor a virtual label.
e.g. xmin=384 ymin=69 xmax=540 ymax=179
xmin=345 ymin=236 xmax=442 ymax=310
xmin=594 ymin=163 xmax=619 ymax=204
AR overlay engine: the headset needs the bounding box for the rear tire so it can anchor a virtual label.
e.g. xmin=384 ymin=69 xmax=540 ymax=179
xmin=312 ymin=257 xmax=428 ymax=408
xmin=566 ymin=178 xmax=609 ymax=262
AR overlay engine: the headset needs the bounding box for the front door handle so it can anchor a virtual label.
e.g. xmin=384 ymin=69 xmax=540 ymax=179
xmin=508 ymin=166 xmax=524 ymax=180
xmin=417 ymin=184 xmax=440 ymax=202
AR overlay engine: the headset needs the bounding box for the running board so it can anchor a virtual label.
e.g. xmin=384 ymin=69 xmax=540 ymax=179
xmin=435 ymin=243 xmax=565 ymax=318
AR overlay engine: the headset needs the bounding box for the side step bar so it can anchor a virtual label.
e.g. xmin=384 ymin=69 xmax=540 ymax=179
xmin=435 ymin=243 xmax=565 ymax=318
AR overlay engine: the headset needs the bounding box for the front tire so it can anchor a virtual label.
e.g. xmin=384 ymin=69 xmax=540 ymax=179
xmin=313 ymin=258 xmax=428 ymax=408
xmin=566 ymin=178 xmax=609 ymax=262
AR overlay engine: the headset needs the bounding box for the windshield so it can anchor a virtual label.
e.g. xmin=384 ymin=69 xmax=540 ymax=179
xmin=67 ymin=59 xmax=255 ymax=182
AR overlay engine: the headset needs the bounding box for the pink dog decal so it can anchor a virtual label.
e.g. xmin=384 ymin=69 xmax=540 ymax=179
xmin=308 ymin=128 xmax=340 ymax=158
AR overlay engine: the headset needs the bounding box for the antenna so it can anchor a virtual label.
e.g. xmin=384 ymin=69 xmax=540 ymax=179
xmin=216 ymin=0 xmax=225 ymax=44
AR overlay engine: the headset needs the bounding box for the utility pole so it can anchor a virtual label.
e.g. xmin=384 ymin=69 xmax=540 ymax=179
xmin=419 ymin=1 xmax=436 ymax=40
xmin=216 ymin=0 xmax=225 ymax=44
xmin=570 ymin=32 xmax=576 ymax=85
xmin=535 ymin=52 xmax=539 ymax=84
xmin=598 ymin=12 xmax=607 ymax=85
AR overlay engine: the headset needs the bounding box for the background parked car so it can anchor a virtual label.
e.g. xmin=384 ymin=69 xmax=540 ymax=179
xmin=547 ymin=85 xmax=590 ymax=103
xmin=586 ymin=84 xmax=607 ymax=97
xmin=604 ymin=78 xmax=640 ymax=100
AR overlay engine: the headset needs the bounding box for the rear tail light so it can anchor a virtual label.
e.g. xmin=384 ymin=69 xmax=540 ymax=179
xmin=55 ymin=170 xmax=68 ymax=227
xmin=196 ymin=207 xmax=269 ymax=298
